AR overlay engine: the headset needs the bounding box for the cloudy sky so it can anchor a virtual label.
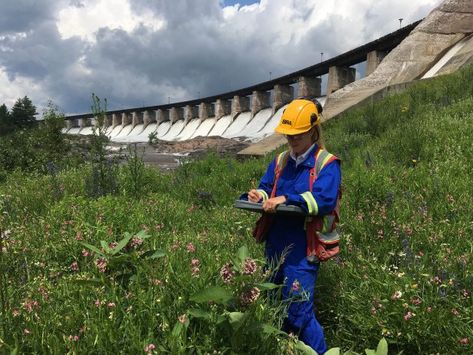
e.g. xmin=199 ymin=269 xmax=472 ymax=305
xmin=0 ymin=0 xmax=442 ymax=115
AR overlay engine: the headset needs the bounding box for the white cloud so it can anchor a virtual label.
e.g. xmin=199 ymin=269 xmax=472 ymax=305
xmin=1 ymin=0 xmax=445 ymax=114
xmin=57 ymin=0 xmax=165 ymax=41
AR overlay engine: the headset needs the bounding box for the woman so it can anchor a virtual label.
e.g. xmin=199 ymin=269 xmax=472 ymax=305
xmin=247 ymin=98 xmax=341 ymax=354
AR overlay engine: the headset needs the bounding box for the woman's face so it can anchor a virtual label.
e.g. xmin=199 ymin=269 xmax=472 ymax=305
xmin=286 ymin=128 xmax=314 ymax=156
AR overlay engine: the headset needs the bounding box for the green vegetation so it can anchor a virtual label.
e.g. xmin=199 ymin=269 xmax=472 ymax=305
xmin=1 ymin=65 xmax=473 ymax=354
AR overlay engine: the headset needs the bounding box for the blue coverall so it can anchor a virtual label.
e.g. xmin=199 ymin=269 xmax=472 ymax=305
xmin=256 ymin=144 xmax=341 ymax=354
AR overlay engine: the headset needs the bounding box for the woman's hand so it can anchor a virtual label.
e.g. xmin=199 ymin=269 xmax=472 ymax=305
xmin=262 ymin=195 xmax=287 ymax=213
xmin=248 ymin=189 xmax=262 ymax=203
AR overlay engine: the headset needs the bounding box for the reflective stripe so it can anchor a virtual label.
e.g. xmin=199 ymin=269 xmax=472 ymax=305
xmin=320 ymin=153 xmax=334 ymax=171
xmin=301 ymin=191 xmax=318 ymax=215
xmin=318 ymin=230 xmax=340 ymax=244
xmin=257 ymin=189 xmax=268 ymax=202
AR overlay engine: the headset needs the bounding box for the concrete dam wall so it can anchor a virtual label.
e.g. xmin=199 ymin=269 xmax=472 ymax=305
xmin=63 ymin=0 xmax=473 ymax=151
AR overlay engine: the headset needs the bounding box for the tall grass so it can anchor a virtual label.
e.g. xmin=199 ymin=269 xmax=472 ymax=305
xmin=0 ymin=64 xmax=472 ymax=354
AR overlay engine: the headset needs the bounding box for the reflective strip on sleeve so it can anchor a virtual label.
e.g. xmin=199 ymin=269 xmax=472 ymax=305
xmin=257 ymin=189 xmax=268 ymax=202
xmin=320 ymin=153 xmax=335 ymax=171
xmin=301 ymin=191 xmax=318 ymax=215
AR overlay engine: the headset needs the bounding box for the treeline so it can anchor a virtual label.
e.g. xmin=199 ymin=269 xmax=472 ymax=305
xmin=0 ymin=97 xmax=83 ymax=179
xmin=0 ymin=96 xmax=38 ymax=135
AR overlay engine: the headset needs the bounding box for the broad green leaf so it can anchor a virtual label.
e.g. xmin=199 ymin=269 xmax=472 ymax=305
xmin=262 ymin=324 xmax=286 ymax=336
xmin=110 ymin=232 xmax=134 ymax=255
xmin=365 ymin=350 xmax=376 ymax=355
xmin=295 ymin=340 xmax=318 ymax=355
xmin=343 ymin=351 xmax=361 ymax=355
xmin=325 ymin=348 xmax=341 ymax=355
xmin=228 ymin=311 xmax=244 ymax=324
xmin=255 ymin=282 xmax=280 ymax=291
xmin=72 ymin=279 xmax=103 ymax=286
xmin=135 ymin=229 xmax=151 ymax=239
xmin=139 ymin=249 xmax=166 ymax=259
xmin=80 ymin=242 xmax=105 ymax=257
xmin=376 ymin=338 xmax=388 ymax=355
xmin=237 ymin=245 xmax=249 ymax=263
xmin=100 ymin=240 xmax=111 ymax=254
xmin=188 ymin=308 xmax=213 ymax=320
xmin=190 ymin=286 xmax=232 ymax=304
xmin=172 ymin=321 xmax=183 ymax=337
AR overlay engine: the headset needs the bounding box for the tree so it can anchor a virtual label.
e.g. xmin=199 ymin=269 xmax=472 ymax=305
xmin=11 ymin=96 xmax=37 ymax=128
xmin=0 ymin=104 xmax=12 ymax=136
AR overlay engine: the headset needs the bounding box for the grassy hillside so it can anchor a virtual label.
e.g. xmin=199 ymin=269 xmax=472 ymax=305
xmin=1 ymin=64 xmax=472 ymax=354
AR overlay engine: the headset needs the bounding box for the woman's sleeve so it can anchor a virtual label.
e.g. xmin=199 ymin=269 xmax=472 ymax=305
xmin=285 ymin=160 xmax=341 ymax=215
xmin=255 ymin=158 xmax=276 ymax=202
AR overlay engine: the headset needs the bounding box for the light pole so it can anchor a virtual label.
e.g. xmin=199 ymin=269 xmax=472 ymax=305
xmin=399 ymin=18 xmax=403 ymax=29
xmin=168 ymin=96 xmax=170 ymax=104
xmin=320 ymin=52 xmax=324 ymax=63
xmin=269 ymin=71 xmax=272 ymax=80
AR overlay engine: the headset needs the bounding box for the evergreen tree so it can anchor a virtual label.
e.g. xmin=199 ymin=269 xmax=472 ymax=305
xmin=11 ymin=96 xmax=37 ymax=128
xmin=0 ymin=103 xmax=12 ymax=136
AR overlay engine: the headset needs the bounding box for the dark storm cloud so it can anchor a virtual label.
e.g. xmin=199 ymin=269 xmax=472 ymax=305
xmin=0 ymin=0 xmax=62 ymax=33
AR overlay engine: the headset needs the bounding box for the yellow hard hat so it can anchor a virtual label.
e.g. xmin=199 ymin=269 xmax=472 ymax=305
xmin=275 ymin=99 xmax=321 ymax=135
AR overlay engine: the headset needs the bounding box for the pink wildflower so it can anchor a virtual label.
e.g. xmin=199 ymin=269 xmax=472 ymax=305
xmin=220 ymin=263 xmax=235 ymax=284
xmin=82 ymin=249 xmax=90 ymax=257
xmin=151 ymin=279 xmax=162 ymax=286
xmin=191 ymin=258 xmax=200 ymax=267
xmin=459 ymin=338 xmax=470 ymax=345
xmin=130 ymin=237 xmax=144 ymax=249
xmin=24 ymin=328 xmax=31 ymax=335
xmin=403 ymin=311 xmax=415 ymax=321
xmin=170 ymin=241 xmax=180 ymax=251
xmin=75 ymin=232 xmax=83 ymax=241
xmin=109 ymin=242 xmax=118 ymax=250
xmin=186 ymin=242 xmax=196 ymax=253
xmin=391 ymin=291 xmax=402 ymax=300
xmin=426 ymin=306 xmax=432 ymax=313
xmin=240 ymin=287 xmax=261 ymax=306
xmin=370 ymin=307 xmax=377 ymax=315
xmin=178 ymin=314 xmax=188 ymax=324
xmin=242 ymin=258 xmax=258 ymax=275
xmin=68 ymin=335 xmax=80 ymax=342
xmin=95 ymin=258 xmax=107 ymax=273
xmin=22 ymin=299 xmax=40 ymax=313
xmin=12 ymin=308 xmax=20 ymax=317
xmin=107 ymin=302 xmax=116 ymax=308
xmin=291 ymin=280 xmax=300 ymax=292
xmin=461 ymin=289 xmax=470 ymax=298
xmin=70 ymin=261 xmax=79 ymax=272
xmin=451 ymin=308 xmax=460 ymax=316
xmin=144 ymin=343 xmax=156 ymax=354
xmin=94 ymin=299 xmax=102 ymax=308
xmin=411 ymin=297 xmax=422 ymax=306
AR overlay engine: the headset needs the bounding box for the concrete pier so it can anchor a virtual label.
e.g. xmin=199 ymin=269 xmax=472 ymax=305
xmin=184 ymin=105 xmax=198 ymax=121
xmin=366 ymin=50 xmax=387 ymax=76
xmin=143 ymin=110 xmax=154 ymax=127
xmin=112 ymin=113 xmax=121 ymax=128
xmin=272 ymin=85 xmax=293 ymax=113
xmin=199 ymin=103 xmax=214 ymax=120
xmin=327 ymin=66 xmax=356 ymax=94
xmin=298 ymin=77 xmax=321 ymax=98
xmin=231 ymin=96 xmax=250 ymax=117
xmin=157 ymin=109 xmax=169 ymax=123
xmin=79 ymin=117 xmax=91 ymax=128
xmin=132 ymin=112 xmax=143 ymax=128
xmin=121 ymin=112 xmax=132 ymax=126
xmin=215 ymin=99 xmax=231 ymax=119
xmin=66 ymin=119 xmax=79 ymax=130
xmin=251 ymin=91 xmax=270 ymax=117
xmin=170 ymin=107 xmax=184 ymax=123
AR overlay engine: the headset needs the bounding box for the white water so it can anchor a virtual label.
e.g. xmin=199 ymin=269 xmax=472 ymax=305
xmin=190 ymin=118 xmax=216 ymax=139
xmin=160 ymin=120 xmax=185 ymax=141
xmin=156 ymin=121 xmax=171 ymax=137
xmin=222 ymin=112 xmax=252 ymax=138
xmin=112 ymin=124 xmax=133 ymax=140
xmin=208 ymin=114 xmax=232 ymax=136
xmin=176 ymin=119 xmax=202 ymax=141
xmin=230 ymin=108 xmax=272 ymax=138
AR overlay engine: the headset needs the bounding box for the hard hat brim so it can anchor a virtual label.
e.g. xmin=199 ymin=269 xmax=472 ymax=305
xmin=275 ymin=124 xmax=312 ymax=136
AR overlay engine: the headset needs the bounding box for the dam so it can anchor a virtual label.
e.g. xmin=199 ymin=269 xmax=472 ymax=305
xmin=63 ymin=0 xmax=473 ymax=156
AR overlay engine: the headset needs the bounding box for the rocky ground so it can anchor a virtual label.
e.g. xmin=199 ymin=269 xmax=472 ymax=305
xmin=107 ymin=136 xmax=251 ymax=169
